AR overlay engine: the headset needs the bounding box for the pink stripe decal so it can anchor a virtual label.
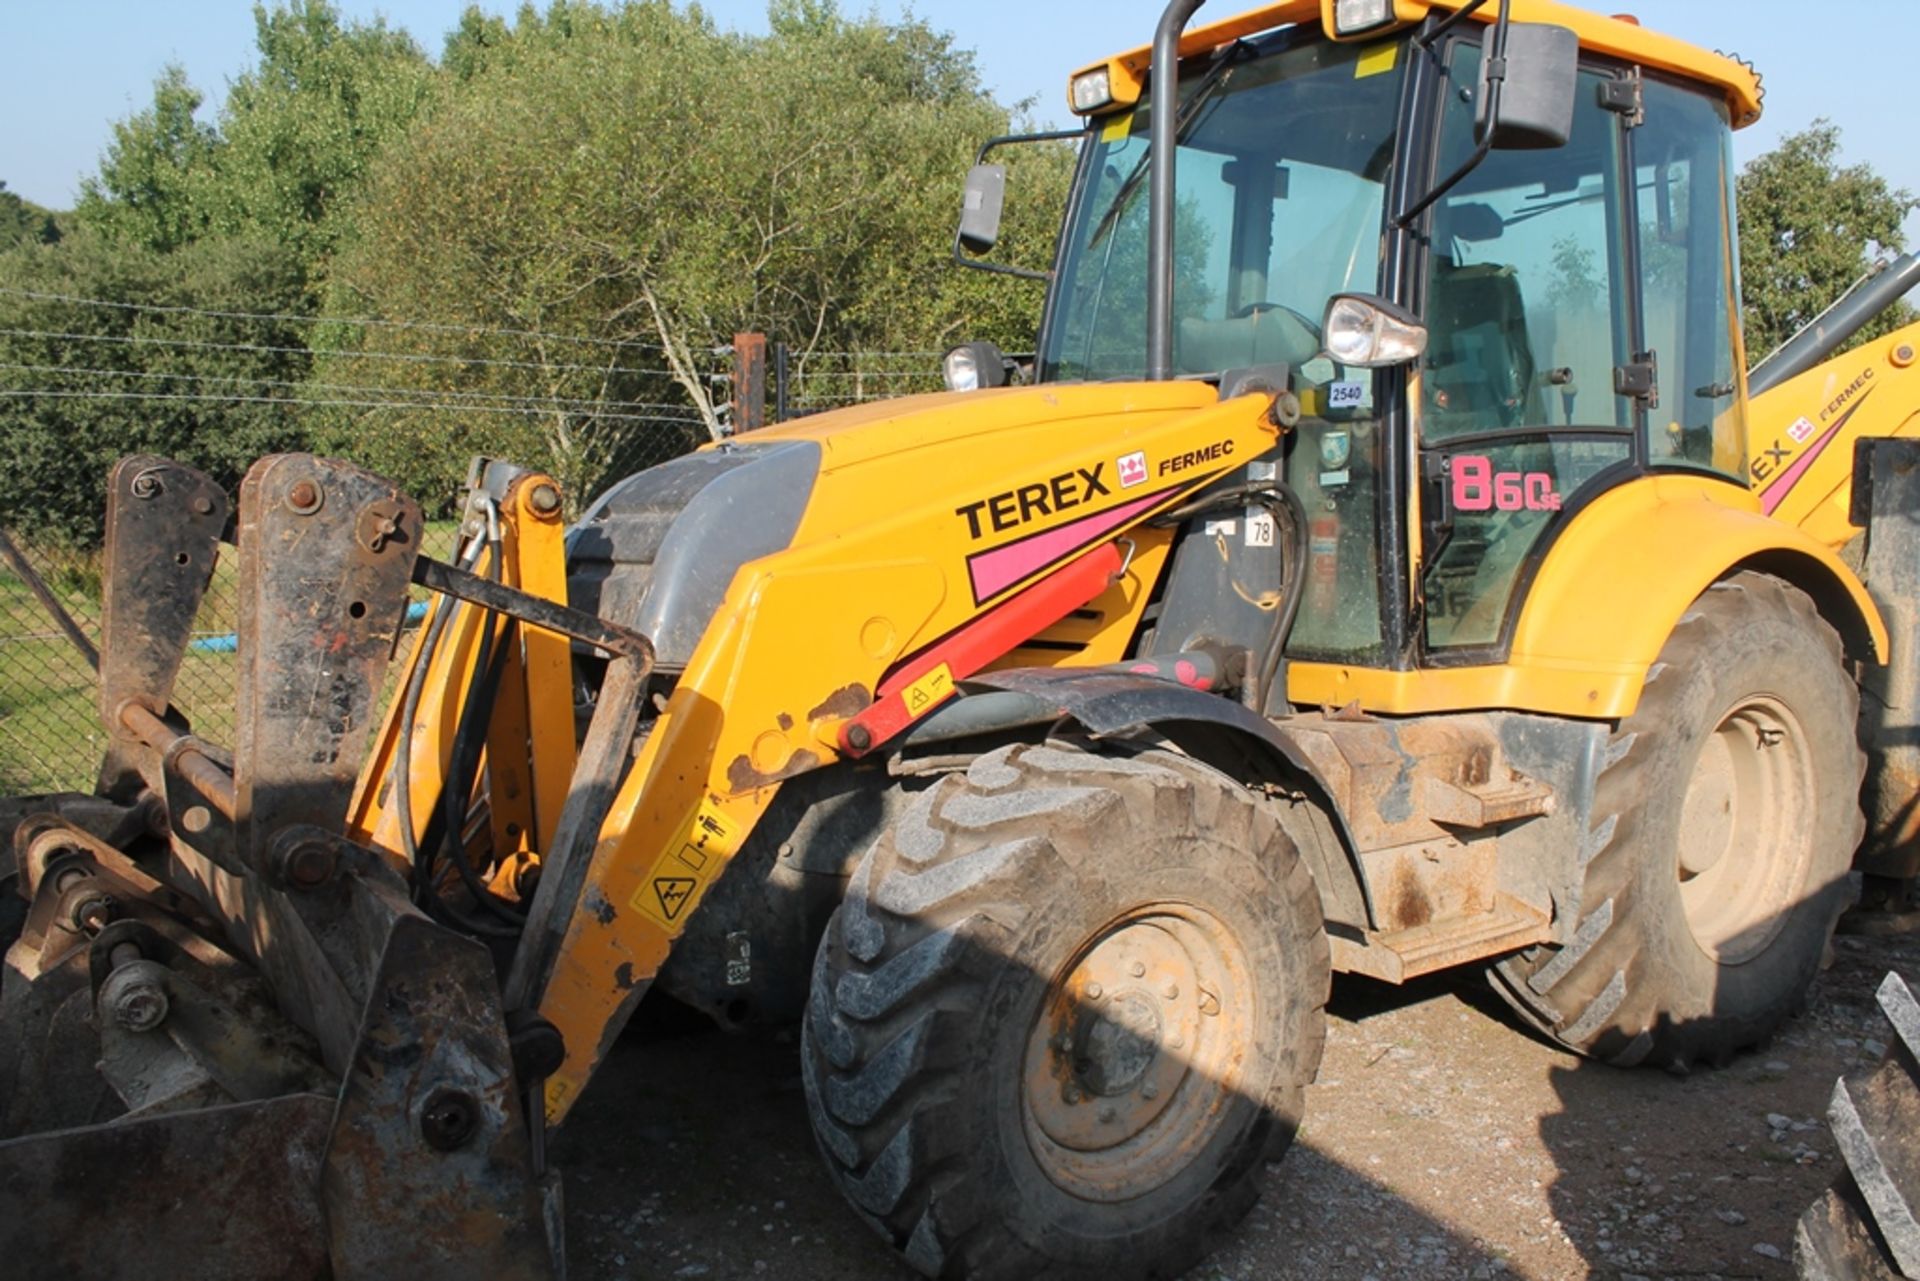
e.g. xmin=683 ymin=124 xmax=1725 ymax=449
xmin=967 ymin=488 xmax=1177 ymax=603
xmin=1760 ymin=392 xmax=1873 ymax=515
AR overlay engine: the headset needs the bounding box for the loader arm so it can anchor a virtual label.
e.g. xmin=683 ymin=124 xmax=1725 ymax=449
xmin=513 ymin=388 xmax=1287 ymax=1118
xmin=1746 ymin=321 xmax=1920 ymax=548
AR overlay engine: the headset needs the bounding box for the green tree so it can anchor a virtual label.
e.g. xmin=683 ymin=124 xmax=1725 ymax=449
xmin=1738 ymin=120 xmax=1918 ymax=360
xmin=0 ymin=230 xmax=314 ymax=544
xmin=210 ymin=1 xmax=436 ymax=268
xmin=0 ymin=183 xmax=61 ymax=249
xmin=73 ymin=66 xmax=220 ymax=253
xmin=317 ymin=0 xmax=1069 ymax=503
xmin=75 ymin=3 xmax=434 ymax=274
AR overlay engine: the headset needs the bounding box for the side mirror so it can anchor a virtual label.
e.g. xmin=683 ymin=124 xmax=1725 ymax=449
xmin=958 ymin=164 xmax=1007 ymax=256
xmin=1393 ymin=9 xmax=1577 ymax=227
xmin=1482 ymin=23 xmax=1578 ymax=150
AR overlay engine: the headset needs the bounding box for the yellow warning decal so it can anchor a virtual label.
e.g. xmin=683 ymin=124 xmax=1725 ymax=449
xmin=1355 ymin=43 xmax=1398 ymax=78
xmin=631 ymin=800 xmax=740 ymax=930
xmin=1100 ymin=112 xmax=1135 ymax=145
xmin=899 ymin=663 xmax=955 ymax=719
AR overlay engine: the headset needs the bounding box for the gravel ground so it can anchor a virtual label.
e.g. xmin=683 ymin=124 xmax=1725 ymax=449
xmin=558 ymin=922 xmax=1918 ymax=1280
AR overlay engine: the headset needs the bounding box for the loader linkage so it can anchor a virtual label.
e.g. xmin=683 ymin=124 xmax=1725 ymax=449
xmin=0 ymin=454 xmax=617 ymax=1279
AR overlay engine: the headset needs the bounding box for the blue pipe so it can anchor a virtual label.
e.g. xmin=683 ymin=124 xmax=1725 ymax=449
xmin=189 ymin=599 xmax=430 ymax=653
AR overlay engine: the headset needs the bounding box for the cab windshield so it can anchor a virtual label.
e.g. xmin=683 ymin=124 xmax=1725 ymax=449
xmin=1042 ymin=33 xmax=1407 ymax=382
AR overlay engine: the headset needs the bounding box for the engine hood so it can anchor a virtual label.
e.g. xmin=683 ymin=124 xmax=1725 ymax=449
xmin=568 ymin=379 xmax=1234 ymax=666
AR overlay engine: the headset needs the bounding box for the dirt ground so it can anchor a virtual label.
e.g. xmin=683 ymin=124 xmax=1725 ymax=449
xmin=558 ymin=921 xmax=1918 ymax=1281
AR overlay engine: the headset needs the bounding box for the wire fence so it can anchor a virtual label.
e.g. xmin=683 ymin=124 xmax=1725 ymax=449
xmin=771 ymin=346 xmax=949 ymax=418
xmin=0 ymin=523 xmax=468 ymax=795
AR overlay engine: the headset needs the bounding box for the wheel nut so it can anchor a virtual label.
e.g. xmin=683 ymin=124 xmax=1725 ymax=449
xmin=1051 ymin=1032 xmax=1072 ymax=1053
xmin=1141 ymin=1082 xmax=1159 ymax=1100
xmin=1062 ymin=1083 xmax=1082 ymax=1105
xmin=1168 ymin=1033 xmax=1185 ymax=1051
xmin=1130 ymin=962 xmax=1146 ymax=978
xmin=1084 ymin=983 xmax=1103 ymax=1001
xmin=1163 ymin=983 xmax=1180 ymax=1001
xmin=1098 ymin=1106 xmax=1118 ymax=1124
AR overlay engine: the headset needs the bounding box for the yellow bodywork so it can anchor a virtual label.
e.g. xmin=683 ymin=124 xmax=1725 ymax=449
xmin=1292 ymin=473 xmax=1887 ymax=719
xmin=1746 ymin=325 xmax=1920 ymax=548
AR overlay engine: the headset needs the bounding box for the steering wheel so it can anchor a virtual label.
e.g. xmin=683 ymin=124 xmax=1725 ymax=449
xmin=1233 ymin=300 xmax=1323 ymax=343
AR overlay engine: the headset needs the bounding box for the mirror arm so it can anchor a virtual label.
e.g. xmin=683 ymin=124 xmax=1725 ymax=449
xmin=1418 ymin=0 xmax=1492 ymax=48
xmin=970 ymin=129 xmax=1088 ymax=167
xmin=950 ymin=247 xmax=1053 ymax=282
xmin=1392 ymin=0 xmax=1512 ymax=229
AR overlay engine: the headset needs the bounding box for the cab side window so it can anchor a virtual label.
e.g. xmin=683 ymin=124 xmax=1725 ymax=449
xmin=1635 ymin=79 xmax=1747 ymax=477
xmin=1422 ymin=49 xmax=1632 ymax=440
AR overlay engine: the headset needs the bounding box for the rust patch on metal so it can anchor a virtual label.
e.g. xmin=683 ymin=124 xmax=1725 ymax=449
xmin=614 ymin=961 xmax=637 ymax=991
xmin=726 ymin=748 xmax=822 ymax=794
xmin=586 ymin=888 xmax=616 ymax=926
xmin=1389 ymin=865 xmax=1433 ymax=931
xmin=806 ymin=683 xmax=872 ymax=721
xmin=777 ymin=712 xmax=794 ymax=732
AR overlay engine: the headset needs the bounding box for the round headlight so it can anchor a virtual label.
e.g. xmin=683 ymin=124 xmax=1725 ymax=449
xmin=943 ymin=346 xmax=981 ymax=393
xmin=943 ymin=341 xmax=1010 ymax=393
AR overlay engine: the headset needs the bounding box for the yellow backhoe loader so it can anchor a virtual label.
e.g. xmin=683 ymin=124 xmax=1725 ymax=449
xmin=5 ymin=1 xmax=1919 ymax=1277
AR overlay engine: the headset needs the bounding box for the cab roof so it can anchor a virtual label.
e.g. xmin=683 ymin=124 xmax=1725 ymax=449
xmin=1072 ymin=0 xmax=1763 ymax=127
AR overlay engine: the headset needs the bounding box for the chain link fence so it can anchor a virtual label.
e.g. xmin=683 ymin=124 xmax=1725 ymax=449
xmin=0 ymin=521 xmax=469 ymax=795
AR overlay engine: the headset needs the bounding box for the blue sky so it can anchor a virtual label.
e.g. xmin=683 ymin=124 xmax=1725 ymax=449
xmin=6 ymin=0 xmax=1917 ymax=246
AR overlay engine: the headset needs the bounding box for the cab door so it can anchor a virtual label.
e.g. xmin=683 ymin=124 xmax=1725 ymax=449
xmin=1415 ymin=40 xmax=1639 ymax=658
xmin=1413 ymin=39 xmax=1750 ymax=663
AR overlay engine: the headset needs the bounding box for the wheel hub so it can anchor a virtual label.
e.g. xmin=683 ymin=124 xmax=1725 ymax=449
xmin=1676 ymin=697 xmax=1816 ymax=964
xmin=1021 ymin=907 xmax=1251 ymax=1201
xmin=1075 ymin=992 xmax=1164 ymax=1096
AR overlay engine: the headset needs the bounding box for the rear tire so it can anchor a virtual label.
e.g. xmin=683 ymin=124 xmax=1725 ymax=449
xmin=802 ymin=742 xmax=1328 ymax=1280
xmin=1490 ymin=572 xmax=1865 ymax=1069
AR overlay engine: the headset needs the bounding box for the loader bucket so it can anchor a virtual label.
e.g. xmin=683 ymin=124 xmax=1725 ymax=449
xmin=0 ymin=455 xmax=561 ymax=1279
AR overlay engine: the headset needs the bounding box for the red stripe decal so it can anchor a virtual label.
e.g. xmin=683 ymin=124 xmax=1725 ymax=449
xmin=1760 ymin=391 xmax=1874 ymax=515
xmin=967 ymin=487 xmax=1177 ymax=604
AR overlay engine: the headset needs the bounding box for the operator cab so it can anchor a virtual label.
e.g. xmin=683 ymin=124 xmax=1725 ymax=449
xmin=957 ymin=0 xmax=1757 ymax=687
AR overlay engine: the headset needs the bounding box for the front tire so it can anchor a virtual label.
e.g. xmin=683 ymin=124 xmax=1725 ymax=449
xmin=1491 ymin=572 xmax=1865 ymax=1069
xmin=802 ymin=742 xmax=1328 ymax=1280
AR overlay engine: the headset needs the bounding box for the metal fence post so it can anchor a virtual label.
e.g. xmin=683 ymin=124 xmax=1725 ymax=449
xmin=732 ymin=332 xmax=767 ymax=432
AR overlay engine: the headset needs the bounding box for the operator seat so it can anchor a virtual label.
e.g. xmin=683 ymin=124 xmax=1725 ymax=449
xmin=1423 ymin=259 xmax=1541 ymax=433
